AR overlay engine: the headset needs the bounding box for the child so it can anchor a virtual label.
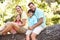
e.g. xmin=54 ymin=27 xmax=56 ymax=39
xmin=10 ymin=15 xmax=23 ymax=34
xmin=15 ymin=15 xmax=22 ymax=26
xmin=26 ymin=9 xmax=37 ymax=40
xmin=0 ymin=15 xmax=23 ymax=35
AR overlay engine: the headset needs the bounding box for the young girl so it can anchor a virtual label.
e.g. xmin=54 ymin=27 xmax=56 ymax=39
xmin=10 ymin=15 xmax=23 ymax=34
xmin=15 ymin=15 xmax=22 ymax=26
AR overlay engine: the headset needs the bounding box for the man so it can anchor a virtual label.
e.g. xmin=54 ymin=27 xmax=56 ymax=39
xmin=26 ymin=2 xmax=46 ymax=40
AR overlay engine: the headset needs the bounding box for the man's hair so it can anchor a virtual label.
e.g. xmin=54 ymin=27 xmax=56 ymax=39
xmin=28 ymin=2 xmax=34 ymax=6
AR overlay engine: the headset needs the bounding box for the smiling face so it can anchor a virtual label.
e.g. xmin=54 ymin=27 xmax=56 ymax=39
xmin=16 ymin=6 xmax=22 ymax=14
xmin=28 ymin=3 xmax=36 ymax=12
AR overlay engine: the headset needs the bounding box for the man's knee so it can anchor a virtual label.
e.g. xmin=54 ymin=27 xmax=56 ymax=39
xmin=31 ymin=33 xmax=36 ymax=38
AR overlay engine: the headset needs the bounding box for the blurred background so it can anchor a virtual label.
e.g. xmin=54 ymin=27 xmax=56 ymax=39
xmin=0 ymin=0 xmax=60 ymax=26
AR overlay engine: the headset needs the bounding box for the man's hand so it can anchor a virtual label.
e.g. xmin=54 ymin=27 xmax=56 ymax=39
xmin=28 ymin=27 xmax=34 ymax=30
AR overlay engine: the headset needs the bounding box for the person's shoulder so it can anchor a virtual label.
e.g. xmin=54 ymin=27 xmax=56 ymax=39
xmin=32 ymin=15 xmax=36 ymax=17
xmin=37 ymin=8 xmax=44 ymax=15
xmin=22 ymin=11 xmax=27 ymax=16
xmin=22 ymin=11 xmax=26 ymax=14
xmin=36 ymin=8 xmax=40 ymax=10
xmin=36 ymin=8 xmax=43 ymax=12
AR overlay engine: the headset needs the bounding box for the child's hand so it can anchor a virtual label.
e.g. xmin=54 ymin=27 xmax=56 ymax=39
xmin=18 ymin=24 xmax=22 ymax=27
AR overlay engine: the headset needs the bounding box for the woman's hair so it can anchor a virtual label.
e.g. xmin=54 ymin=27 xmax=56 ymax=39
xmin=16 ymin=5 xmax=23 ymax=10
xmin=16 ymin=5 xmax=21 ymax=8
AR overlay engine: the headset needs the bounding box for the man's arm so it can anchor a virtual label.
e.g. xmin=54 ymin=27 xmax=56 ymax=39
xmin=29 ymin=17 xmax=43 ymax=30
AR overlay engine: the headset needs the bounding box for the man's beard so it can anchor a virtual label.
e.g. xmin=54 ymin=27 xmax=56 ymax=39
xmin=31 ymin=8 xmax=36 ymax=13
xmin=30 ymin=8 xmax=36 ymax=15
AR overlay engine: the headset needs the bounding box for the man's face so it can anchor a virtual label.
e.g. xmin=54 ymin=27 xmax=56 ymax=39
xmin=29 ymin=4 xmax=36 ymax=11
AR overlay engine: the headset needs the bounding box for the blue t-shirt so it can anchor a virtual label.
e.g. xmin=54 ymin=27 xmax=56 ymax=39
xmin=34 ymin=8 xmax=46 ymax=28
xmin=28 ymin=15 xmax=37 ymax=27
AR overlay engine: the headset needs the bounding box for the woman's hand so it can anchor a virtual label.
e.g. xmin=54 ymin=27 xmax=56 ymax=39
xmin=22 ymin=19 xmax=26 ymax=26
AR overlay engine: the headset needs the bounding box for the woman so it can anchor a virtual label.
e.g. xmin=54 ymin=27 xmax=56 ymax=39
xmin=0 ymin=5 xmax=28 ymax=35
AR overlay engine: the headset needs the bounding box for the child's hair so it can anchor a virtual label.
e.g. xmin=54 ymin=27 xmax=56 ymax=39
xmin=28 ymin=9 xmax=34 ymax=13
xmin=27 ymin=9 xmax=34 ymax=16
xmin=15 ymin=15 xmax=22 ymax=23
xmin=15 ymin=20 xmax=22 ymax=23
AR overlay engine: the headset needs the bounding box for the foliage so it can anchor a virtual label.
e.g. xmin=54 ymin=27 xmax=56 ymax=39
xmin=0 ymin=0 xmax=60 ymax=26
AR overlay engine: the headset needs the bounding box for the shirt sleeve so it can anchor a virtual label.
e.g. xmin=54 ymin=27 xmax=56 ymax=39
xmin=38 ymin=10 xmax=44 ymax=19
xmin=21 ymin=12 xmax=28 ymax=29
xmin=21 ymin=12 xmax=28 ymax=20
